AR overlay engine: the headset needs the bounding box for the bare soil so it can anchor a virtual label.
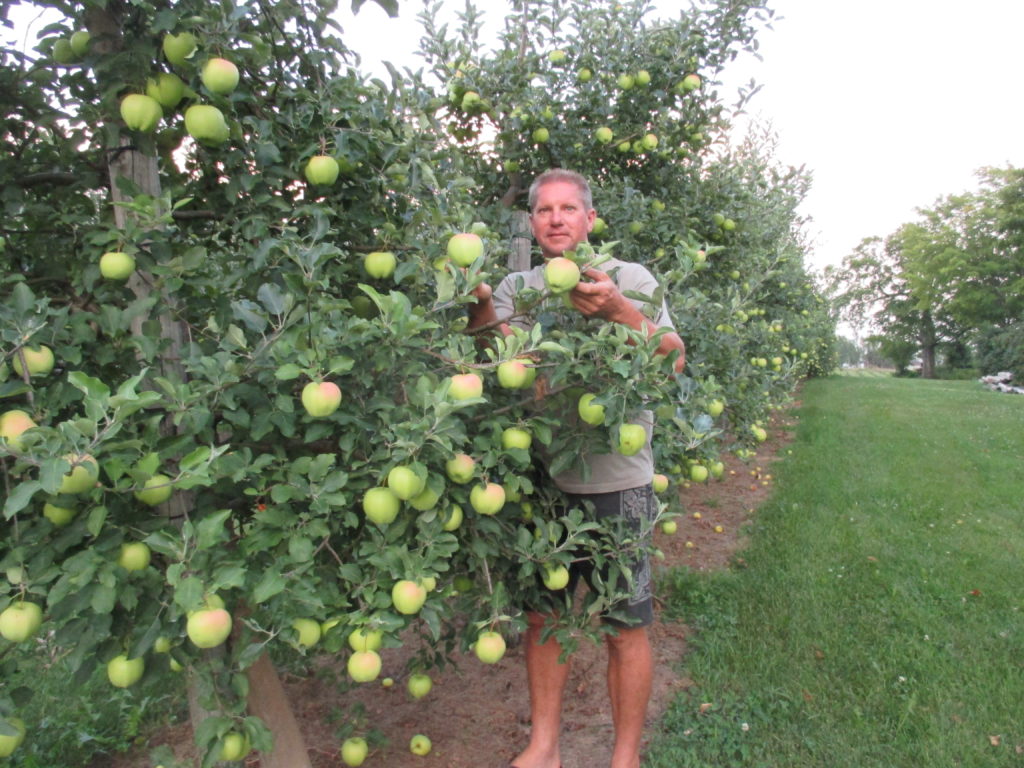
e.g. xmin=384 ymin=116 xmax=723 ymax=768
xmin=112 ymin=408 xmax=798 ymax=768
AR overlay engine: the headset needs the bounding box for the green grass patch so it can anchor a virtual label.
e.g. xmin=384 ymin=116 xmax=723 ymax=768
xmin=648 ymin=377 xmax=1024 ymax=768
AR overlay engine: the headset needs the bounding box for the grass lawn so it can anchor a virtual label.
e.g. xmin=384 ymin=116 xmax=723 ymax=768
xmin=646 ymin=376 xmax=1024 ymax=768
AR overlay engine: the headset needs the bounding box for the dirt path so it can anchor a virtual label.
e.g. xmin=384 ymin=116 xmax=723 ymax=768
xmin=111 ymin=409 xmax=797 ymax=768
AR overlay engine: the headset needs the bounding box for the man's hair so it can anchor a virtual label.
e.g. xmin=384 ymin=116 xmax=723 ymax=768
xmin=528 ymin=169 xmax=593 ymax=212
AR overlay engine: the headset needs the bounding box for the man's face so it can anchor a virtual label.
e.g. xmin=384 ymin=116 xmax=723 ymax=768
xmin=529 ymin=180 xmax=596 ymax=260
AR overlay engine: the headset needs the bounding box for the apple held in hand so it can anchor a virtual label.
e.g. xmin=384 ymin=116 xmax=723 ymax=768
xmin=409 ymin=734 xmax=432 ymax=756
xmin=347 ymin=649 xmax=382 ymax=682
xmin=496 ymin=358 xmax=536 ymax=389
xmin=445 ymin=453 xmax=475 ymax=484
xmin=577 ymin=393 xmax=606 ymax=425
xmin=469 ymin=482 xmax=505 ymax=516
xmin=304 ymin=155 xmax=340 ymax=186
xmin=363 ymin=250 xmax=396 ymax=279
xmin=341 ymin=736 xmax=369 ymax=766
xmin=12 ymin=345 xmax=54 ymax=377
xmin=135 ymin=473 xmax=174 ymax=506
xmin=391 ymin=579 xmax=427 ymax=615
xmin=448 ymin=373 xmax=483 ymax=400
xmin=616 ymin=423 xmax=646 ymax=456
xmin=447 ymin=232 xmax=484 ymax=267
xmin=120 ymin=94 xmax=163 ymax=132
xmin=201 ymin=57 xmax=239 ymax=94
xmin=543 ymin=256 xmax=581 ymax=294
xmin=474 ymin=630 xmax=506 ymax=663
xmin=118 ymin=542 xmax=151 ymax=571
xmin=0 ymin=717 xmax=25 ymax=758
xmin=407 ymin=672 xmax=433 ymax=699
xmin=184 ymin=104 xmax=230 ymax=145
xmin=0 ymin=601 xmax=42 ymax=643
xmin=187 ymin=607 xmax=232 ymax=648
xmin=362 ymin=487 xmax=400 ymax=525
xmin=301 ymin=381 xmax=342 ymax=417
xmin=107 ymin=654 xmax=145 ymax=688
xmin=100 ymin=251 xmax=136 ymax=280
xmin=59 ymin=454 xmax=99 ymax=495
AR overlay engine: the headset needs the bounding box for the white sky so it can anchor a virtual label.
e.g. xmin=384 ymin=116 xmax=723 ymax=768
xmin=334 ymin=0 xmax=1024 ymax=273
xmin=9 ymin=1 xmax=1024 ymax=274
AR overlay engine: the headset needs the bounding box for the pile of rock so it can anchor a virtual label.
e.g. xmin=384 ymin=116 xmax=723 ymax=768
xmin=979 ymin=371 xmax=1024 ymax=394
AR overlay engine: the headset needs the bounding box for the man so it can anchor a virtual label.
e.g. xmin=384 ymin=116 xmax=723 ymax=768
xmin=466 ymin=169 xmax=684 ymax=768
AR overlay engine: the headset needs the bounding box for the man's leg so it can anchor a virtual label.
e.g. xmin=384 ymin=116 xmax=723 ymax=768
xmin=606 ymin=625 xmax=653 ymax=768
xmin=511 ymin=611 xmax=569 ymax=768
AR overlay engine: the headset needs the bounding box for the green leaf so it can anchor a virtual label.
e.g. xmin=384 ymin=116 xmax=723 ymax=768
xmin=252 ymin=568 xmax=286 ymax=604
xmin=90 ymin=584 xmax=117 ymax=614
xmin=3 ymin=480 xmax=39 ymax=518
xmin=86 ymin=505 xmax=108 ymax=537
xmin=275 ymin=363 xmax=303 ymax=380
xmin=197 ymin=509 xmax=232 ymax=549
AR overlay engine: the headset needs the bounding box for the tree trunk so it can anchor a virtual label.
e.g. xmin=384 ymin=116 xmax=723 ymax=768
xmin=509 ymin=210 xmax=532 ymax=272
xmin=246 ymin=653 xmax=313 ymax=768
xmin=919 ymin=310 xmax=937 ymax=379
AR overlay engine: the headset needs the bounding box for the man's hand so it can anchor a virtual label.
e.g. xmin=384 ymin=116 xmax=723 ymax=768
xmin=568 ymin=267 xmax=631 ymax=322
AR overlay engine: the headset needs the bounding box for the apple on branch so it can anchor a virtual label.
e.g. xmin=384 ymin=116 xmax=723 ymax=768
xmin=99 ymin=251 xmax=136 ymax=280
xmin=391 ymin=579 xmax=427 ymax=615
xmin=448 ymin=373 xmax=483 ymax=400
xmin=0 ymin=601 xmax=43 ymax=643
xmin=474 ymin=630 xmax=506 ymax=663
xmin=447 ymin=232 xmax=484 ymax=267
xmin=12 ymin=345 xmax=54 ymax=378
xmin=301 ymin=380 xmax=342 ymax=417
xmin=469 ymin=482 xmax=505 ymax=516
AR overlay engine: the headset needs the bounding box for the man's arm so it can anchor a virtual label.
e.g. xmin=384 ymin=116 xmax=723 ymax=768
xmin=569 ymin=267 xmax=685 ymax=373
xmin=466 ymin=282 xmax=513 ymax=339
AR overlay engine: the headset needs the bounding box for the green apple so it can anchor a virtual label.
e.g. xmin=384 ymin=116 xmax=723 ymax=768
xmin=577 ymin=393 xmax=606 ymax=425
xmin=51 ymin=38 xmax=76 ymax=64
xmin=577 ymin=67 xmax=592 ymax=82
xmin=543 ymin=256 xmax=581 ymax=294
xmin=723 ymin=218 xmax=736 ymax=231
xmin=548 ymin=49 xmax=567 ymax=63
xmin=460 ymin=90 xmax=482 ymax=111
xmin=107 ymin=654 xmax=144 ymax=688
xmin=118 ymin=542 xmax=151 ymax=571
xmin=641 ymin=133 xmax=658 ymax=150
xmin=409 ymin=734 xmax=432 ymax=756
xmin=363 ymin=250 xmax=396 ymax=278
xmin=145 ymin=72 xmax=186 ymax=108
xmin=13 ymin=345 xmax=54 ymax=377
xmin=591 ymin=217 xmax=607 ymax=236
xmin=201 ymin=57 xmax=239 ymax=94
xmin=469 ymin=482 xmax=505 ymax=516
xmin=162 ymin=32 xmax=197 ymax=67
xmin=407 ymin=672 xmax=432 ymax=699
xmin=186 ymin=607 xmax=232 ymax=648
xmin=442 ymin=503 xmax=464 ymax=531
xmin=0 ymin=717 xmax=25 ymax=758
xmin=532 ymin=127 xmax=550 ymax=143
xmin=134 ymin=473 xmax=173 ymax=506
xmin=447 ymin=232 xmax=484 ymax=267
xmin=69 ymin=30 xmax=90 ymax=57
xmin=120 ymin=94 xmax=163 ymax=132
xmin=474 ymin=630 xmax=506 ymax=663
xmin=652 ymin=473 xmax=669 ymax=493
xmin=445 ymin=453 xmax=475 ymax=484
xmin=0 ymin=409 xmax=36 ymax=450
xmin=391 ymin=579 xmax=427 ymax=615
xmin=184 ymin=104 xmax=229 ymax=145
xmin=0 ymin=601 xmax=42 ymax=643
xmin=690 ymin=464 xmax=709 ymax=483
xmin=501 ymin=427 xmax=532 ymax=451
xmin=708 ymin=399 xmax=725 ymax=418
xmin=710 ymin=460 xmax=725 ymax=478
xmin=153 ymin=636 xmax=173 ymax=653
xmin=341 ymin=736 xmax=369 ymax=766
xmin=301 ymin=380 xmax=342 ymax=417
xmin=42 ymin=502 xmax=75 ymax=526
xmin=292 ymin=617 xmax=321 ymax=648
xmin=661 ymin=520 xmax=678 ymax=535
xmin=387 ymin=465 xmax=425 ymax=500
xmin=59 ymin=454 xmax=98 ymax=495
xmin=448 ymin=373 xmax=483 ymax=400
xmin=678 ymin=73 xmax=701 ymax=92
xmin=616 ymin=73 xmax=635 ymax=90
xmin=496 ymin=358 xmax=536 ymax=389
xmin=362 ymin=487 xmax=400 ymax=525
xmin=304 ymin=155 xmax=340 ymax=186
xmin=409 ymin=483 xmax=441 ymax=511
xmin=542 ymin=564 xmax=570 ymax=591
xmin=99 ymin=251 xmax=135 ymax=280
xmin=617 ymin=423 xmax=646 ymax=456
xmin=751 ymin=425 xmax=767 ymax=442
xmin=218 ymin=732 xmax=250 ymax=762
xmin=594 ymin=126 xmax=614 ymax=144
xmin=347 ymin=627 xmax=383 ymax=652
